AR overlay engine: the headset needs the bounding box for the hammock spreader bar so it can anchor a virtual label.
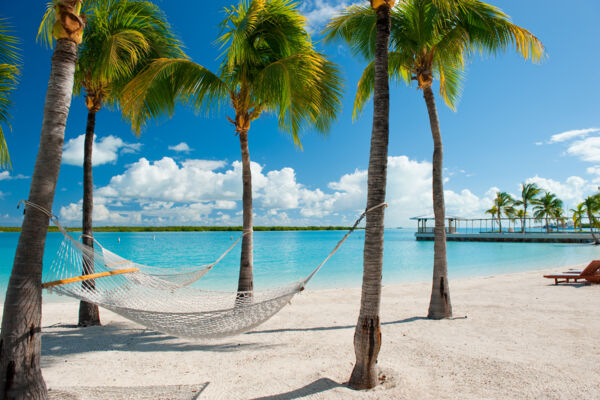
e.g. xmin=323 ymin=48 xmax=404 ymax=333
xmin=42 ymin=267 xmax=140 ymax=289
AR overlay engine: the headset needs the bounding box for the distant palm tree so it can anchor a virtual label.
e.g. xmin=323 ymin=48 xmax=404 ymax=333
xmin=570 ymin=203 xmax=585 ymax=232
xmin=0 ymin=18 xmax=21 ymax=168
xmin=580 ymin=194 xmax=600 ymax=245
xmin=485 ymin=205 xmax=498 ymax=231
xmin=0 ymin=1 xmax=86 ymax=397
xmin=533 ymin=192 xmax=563 ymax=233
xmin=69 ymin=0 xmax=183 ymax=327
xmin=122 ymin=0 xmax=343 ymax=297
xmin=490 ymin=192 xmax=515 ymax=232
xmin=325 ymin=0 xmax=544 ymax=320
xmin=514 ymin=182 xmax=541 ymax=232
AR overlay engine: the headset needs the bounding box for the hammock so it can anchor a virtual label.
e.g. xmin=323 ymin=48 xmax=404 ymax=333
xmin=24 ymin=201 xmax=386 ymax=339
xmin=87 ymin=232 xmax=247 ymax=287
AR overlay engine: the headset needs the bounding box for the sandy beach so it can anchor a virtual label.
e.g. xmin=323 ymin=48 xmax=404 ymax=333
xmin=7 ymin=267 xmax=598 ymax=399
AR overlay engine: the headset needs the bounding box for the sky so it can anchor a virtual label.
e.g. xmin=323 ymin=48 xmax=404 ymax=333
xmin=0 ymin=0 xmax=599 ymax=227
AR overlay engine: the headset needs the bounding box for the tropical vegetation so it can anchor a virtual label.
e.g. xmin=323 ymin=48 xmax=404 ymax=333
xmin=532 ymin=192 xmax=564 ymax=233
xmin=514 ymin=183 xmax=541 ymax=232
xmin=0 ymin=18 xmax=20 ymax=168
xmin=486 ymin=192 xmax=515 ymax=232
xmin=325 ymin=0 xmax=544 ymax=321
xmin=121 ymin=0 xmax=343 ymax=297
xmin=0 ymin=1 xmax=86 ymax=397
xmin=41 ymin=0 xmax=185 ymax=326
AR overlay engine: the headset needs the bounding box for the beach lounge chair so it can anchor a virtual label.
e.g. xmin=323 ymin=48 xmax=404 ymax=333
xmin=543 ymin=260 xmax=600 ymax=285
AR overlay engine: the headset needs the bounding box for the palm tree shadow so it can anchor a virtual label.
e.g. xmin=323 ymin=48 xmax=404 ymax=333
xmin=251 ymin=378 xmax=342 ymax=400
xmin=247 ymin=316 xmax=427 ymax=335
xmin=41 ymin=322 xmax=278 ymax=360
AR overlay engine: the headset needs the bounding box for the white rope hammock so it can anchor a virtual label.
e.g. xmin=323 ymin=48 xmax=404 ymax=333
xmin=22 ymin=200 xmax=387 ymax=339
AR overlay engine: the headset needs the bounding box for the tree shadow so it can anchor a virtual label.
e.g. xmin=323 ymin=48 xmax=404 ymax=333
xmin=48 ymin=382 xmax=210 ymax=400
xmin=42 ymin=322 xmax=278 ymax=358
xmin=247 ymin=316 xmax=428 ymax=335
xmin=250 ymin=378 xmax=342 ymax=400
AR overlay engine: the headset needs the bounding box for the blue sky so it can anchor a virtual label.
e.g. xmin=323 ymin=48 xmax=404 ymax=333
xmin=0 ymin=0 xmax=599 ymax=227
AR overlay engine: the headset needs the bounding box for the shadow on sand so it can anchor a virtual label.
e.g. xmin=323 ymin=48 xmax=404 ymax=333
xmin=250 ymin=378 xmax=343 ymax=400
xmin=42 ymin=322 xmax=278 ymax=358
xmin=247 ymin=316 xmax=428 ymax=335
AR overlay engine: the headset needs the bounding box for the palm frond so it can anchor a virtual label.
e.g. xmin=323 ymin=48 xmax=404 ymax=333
xmin=0 ymin=19 xmax=21 ymax=168
xmin=322 ymin=4 xmax=377 ymax=60
xmin=121 ymin=58 xmax=229 ymax=134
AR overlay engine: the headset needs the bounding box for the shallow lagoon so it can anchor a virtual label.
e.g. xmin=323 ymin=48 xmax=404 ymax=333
xmin=0 ymin=229 xmax=598 ymax=297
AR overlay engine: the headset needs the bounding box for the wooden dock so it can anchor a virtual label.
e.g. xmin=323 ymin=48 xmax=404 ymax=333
xmin=415 ymin=232 xmax=596 ymax=243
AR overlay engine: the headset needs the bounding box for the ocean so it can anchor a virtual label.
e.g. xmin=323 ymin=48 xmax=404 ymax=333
xmin=0 ymin=229 xmax=598 ymax=298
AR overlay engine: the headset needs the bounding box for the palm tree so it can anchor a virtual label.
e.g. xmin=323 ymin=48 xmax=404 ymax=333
xmin=326 ymin=0 xmax=544 ymax=320
xmin=580 ymin=194 xmax=600 ymax=245
xmin=0 ymin=18 xmax=21 ymax=168
xmin=324 ymin=0 xmax=394 ymax=389
xmin=514 ymin=182 xmax=541 ymax=232
xmin=533 ymin=192 xmax=563 ymax=233
xmin=490 ymin=191 xmax=515 ymax=232
xmin=0 ymin=1 xmax=86 ymax=397
xmin=485 ymin=205 xmax=498 ymax=232
xmin=67 ymin=0 xmax=184 ymax=326
xmin=570 ymin=203 xmax=585 ymax=232
xmin=122 ymin=0 xmax=342 ymax=297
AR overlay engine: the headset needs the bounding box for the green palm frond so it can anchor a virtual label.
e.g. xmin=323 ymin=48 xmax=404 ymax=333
xmin=122 ymin=58 xmax=230 ymax=134
xmin=124 ymin=0 xmax=343 ymax=145
xmin=0 ymin=18 xmax=21 ymax=168
xmin=72 ymin=0 xmax=185 ymax=113
xmin=326 ymin=0 xmax=545 ymax=116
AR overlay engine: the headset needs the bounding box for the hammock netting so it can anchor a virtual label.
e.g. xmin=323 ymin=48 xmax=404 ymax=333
xmin=45 ymin=231 xmax=303 ymax=339
xmin=34 ymin=200 xmax=385 ymax=340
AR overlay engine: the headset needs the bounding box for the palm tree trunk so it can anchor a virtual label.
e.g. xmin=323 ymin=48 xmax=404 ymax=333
xmin=587 ymin=210 xmax=600 ymax=245
xmin=78 ymin=109 xmax=100 ymax=326
xmin=546 ymin=215 xmax=549 ymax=233
xmin=237 ymin=129 xmax=254 ymax=296
xmin=497 ymin=212 xmax=502 ymax=232
xmin=0 ymin=38 xmax=78 ymax=399
xmin=423 ymin=86 xmax=452 ymax=320
xmin=522 ymin=204 xmax=527 ymax=233
xmin=348 ymin=4 xmax=390 ymax=390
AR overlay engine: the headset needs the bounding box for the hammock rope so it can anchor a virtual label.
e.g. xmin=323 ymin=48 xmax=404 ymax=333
xmin=21 ymin=200 xmax=387 ymax=339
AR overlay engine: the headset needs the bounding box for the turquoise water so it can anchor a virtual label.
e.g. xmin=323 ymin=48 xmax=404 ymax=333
xmin=0 ymin=230 xmax=599 ymax=298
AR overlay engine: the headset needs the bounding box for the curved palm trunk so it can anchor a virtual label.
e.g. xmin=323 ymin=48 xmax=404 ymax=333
xmin=237 ymin=130 xmax=254 ymax=296
xmin=521 ymin=204 xmax=527 ymax=233
xmin=423 ymin=86 xmax=452 ymax=320
xmin=0 ymin=38 xmax=78 ymax=399
xmin=78 ymin=109 xmax=100 ymax=326
xmin=497 ymin=211 xmax=502 ymax=233
xmin=348 ymin=4 xmax=390 ymax=390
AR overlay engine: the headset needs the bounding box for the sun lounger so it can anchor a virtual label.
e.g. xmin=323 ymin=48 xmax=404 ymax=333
xmin=544 ymin=260 xmax=600 ymax=285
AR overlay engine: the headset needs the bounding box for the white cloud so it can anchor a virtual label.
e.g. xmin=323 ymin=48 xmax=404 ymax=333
xmin=63 ymin=155 xmax=597 ymax=227
xmin=0 ymin=171 xmax=28 ymax=180
xmin=548 ymin=128 xmax=599 ymax=143
xmin=566 ymin=136 xmax=600 ymax=163
xmin=525 ymin=175 xmax=598 ymax=208
xmin=299 ymin=0 xmax=359 ymax=32
xmin=62 ymin=134 xmax=141 ymax=166
xmin=168 ymin=142 xmax=192 ymax=153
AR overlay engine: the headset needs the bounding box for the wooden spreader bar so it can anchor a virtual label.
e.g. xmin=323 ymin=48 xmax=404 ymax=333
xmin=42 ymin=268 xmax=140 ymax=289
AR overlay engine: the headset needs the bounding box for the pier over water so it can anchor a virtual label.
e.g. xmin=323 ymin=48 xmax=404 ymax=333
xmin=412 ymin=216 xmax=599 ymax=243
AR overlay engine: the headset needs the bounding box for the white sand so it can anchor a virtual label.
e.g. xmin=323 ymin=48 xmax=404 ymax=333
xmin=9 ymin=267 xmax=600 ymax=399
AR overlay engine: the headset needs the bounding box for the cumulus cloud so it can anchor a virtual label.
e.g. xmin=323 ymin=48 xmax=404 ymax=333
xmin=566 ymin=136 xmax=600 ymax=163
xmin=299 ymin=0 xmax=358 ymax=32
xmin=62 ymin=155 xmax=579 ymax=227
xmin=168 ymin=142 xmax=192 ymax=153
xmin=62 ymin=134 xmax=141 ymax=166
xmin=525 ymin=175 xmax=598 ymax=208
xmin=0 ymin=171 xmax=28 ymax=180
xmin=548 ymin=128 xmax=599 ymax=144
